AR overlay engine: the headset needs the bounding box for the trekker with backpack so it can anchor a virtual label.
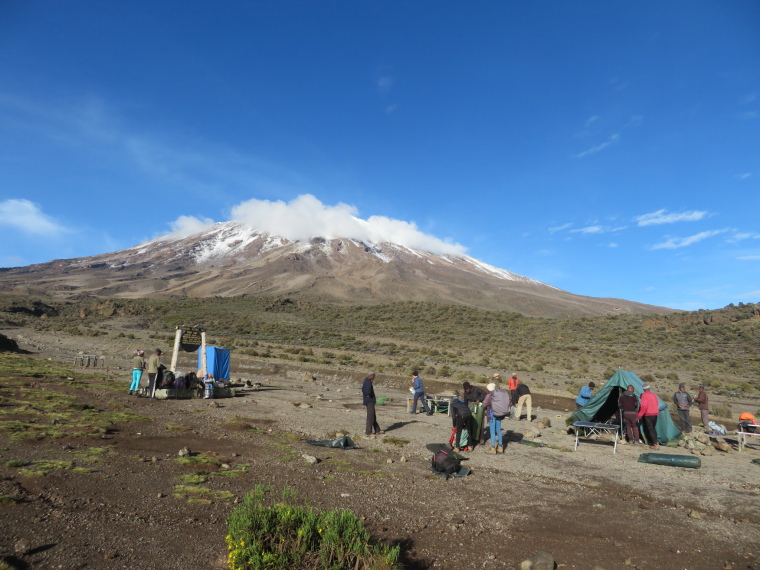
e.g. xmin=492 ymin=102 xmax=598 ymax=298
xmin=483 ymin=382 xmax=510 ymax=454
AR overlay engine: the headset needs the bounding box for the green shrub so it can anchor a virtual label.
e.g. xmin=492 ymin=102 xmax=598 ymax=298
xmin=226 ymin=485 xmax=399 ymax=570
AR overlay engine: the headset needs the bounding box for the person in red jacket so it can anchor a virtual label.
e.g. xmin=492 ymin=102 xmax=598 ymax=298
xmin=637 ymin=383 xmax=660 ymax=449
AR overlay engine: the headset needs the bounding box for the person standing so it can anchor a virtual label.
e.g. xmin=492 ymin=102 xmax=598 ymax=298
xmin=638 ymin=383 xmax=660 ymax=449
xmin=450 ymin=395 xmax=473 ymax=452
xmin=507 ymin=373 xmax=519 ymax=415
xmin=483 ymin=382 xmax=510 ymax=454
xmin=410 ymin=371 xmax=433 ymax=415
xmin=694 ymin=385 xmax=709 ymax=427
xmin=362 ymin=372 xmax=384 ymax=437
xmin=515 ymin=382 xmax=532 ymax=421
xmin=618 ymin=384 xmax=642 ymax=444
xmin=576 ymin=382 xmax=596 ymax=409
xmin=146 ymin=349 xmax=163 ymax=399
xmin=673 ymin=383 xmax=693 ymax=433
xmin=463 ymin=381 xmax=488 ymax=444
xmin=129 ymin=350 xmax=145 ymax=395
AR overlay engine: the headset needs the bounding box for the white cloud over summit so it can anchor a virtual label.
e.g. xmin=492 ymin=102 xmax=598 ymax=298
xmin=162 ymin=194 xmax=467 ymax=255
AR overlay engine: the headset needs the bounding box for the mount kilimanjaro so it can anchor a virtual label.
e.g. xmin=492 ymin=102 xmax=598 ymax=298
xmin=0 ymin=222 xmax=671 ymax=317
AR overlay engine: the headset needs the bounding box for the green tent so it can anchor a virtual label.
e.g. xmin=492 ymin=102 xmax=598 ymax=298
xmin=568 ymin=369 xmax=681 ymax=444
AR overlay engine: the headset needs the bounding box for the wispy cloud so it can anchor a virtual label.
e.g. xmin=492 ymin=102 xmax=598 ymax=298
xmin=651 ymin=229 xmax=726 ymax=250
xmin=548 ymin=223 xmax=572 ymax=234
xmin=625 ymin=115 xmax=643 ymax=127
xmin=574 ymin=134 xmax=619 ymax=158
xmin=737 ymin=256 xmax=760 ymax=261
xmin=728 ymin=231 xmax=760 ymax=242
xmin=735 ymin=172 xmax=752 ymax=180
xmin=570 ymin=225 xmax=626 ymax=235
xmin=585 ymin=115 xmax=599 ymax=127
xmin=634 ymin=209 xmax=708 ymax=226
xmin=0 ymin=199 xmax=69 ymax=235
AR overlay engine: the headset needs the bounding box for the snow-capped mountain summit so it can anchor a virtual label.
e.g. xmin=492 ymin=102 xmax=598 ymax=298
xmin=0 ymin=222 xmax=669 ymax=317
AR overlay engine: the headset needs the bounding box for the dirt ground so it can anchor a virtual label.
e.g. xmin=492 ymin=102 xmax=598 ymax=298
xmin=1 ymin=330 xmax=759 ymax=570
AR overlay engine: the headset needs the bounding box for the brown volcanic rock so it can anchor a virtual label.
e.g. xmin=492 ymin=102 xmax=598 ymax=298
xmin=0 ymin=222 xmax=672 ymax=317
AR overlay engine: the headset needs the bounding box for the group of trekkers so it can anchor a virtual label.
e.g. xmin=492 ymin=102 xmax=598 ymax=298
xmin=451 ymin=373 xmax=533 ymax=454
xmin=361 ymin=370 xmax=533 ymax=454
xmin=577 ymin=378 xmax=713 ymax=449
xmin=129 ymin=348 xmax=165 ymax=398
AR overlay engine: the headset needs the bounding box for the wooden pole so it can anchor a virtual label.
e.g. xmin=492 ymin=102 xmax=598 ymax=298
xmin=170 ymin=327 xmax=182 ymax=373
xmin=200 ymin=331 xmax=208 ymax=378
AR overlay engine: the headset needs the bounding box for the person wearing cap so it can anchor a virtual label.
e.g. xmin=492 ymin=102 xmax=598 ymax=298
xmin=129 ymin=350 xmax=145 ymax=395
xmin=146 ymin=348 xmax=163 ymax=399
xmin=575 ymin=381 xmax=596 ymax=409
xmin=694 ymin=385 xmax=709 ymax=427
xmin=483 ymin=382 xmax=510 ymax=454
xmin=673 ymin=382 xmax=693 ymax=433
xmin=362 ymin=372 xmax=384 ymax=437
xmin=410 ymin=371 xmax=433 ymax=415
xmin=637 ymin=383 xmax=660 ymax=449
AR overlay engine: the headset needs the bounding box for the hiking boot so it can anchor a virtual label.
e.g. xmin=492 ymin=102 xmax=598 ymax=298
xmin=496 ymin=445 xmax=504 ymax=453
xmin=453 ymin=447 xmax=460 ymax=453
xmin=426 ymin=411 xmax=434 ymax=416
xmin=484 ymin=446 xmax=497 ymax=454
xmin=376 ymin=430 xmax=385 ymax=435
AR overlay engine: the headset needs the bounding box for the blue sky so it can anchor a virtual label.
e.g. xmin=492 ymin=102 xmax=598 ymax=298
xmin=1 ymin=1 xmax=758 ymax=311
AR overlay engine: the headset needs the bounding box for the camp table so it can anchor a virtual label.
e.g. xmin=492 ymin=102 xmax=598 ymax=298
xmin=572 ymin=421 xmax=621 ymax=454
xmin=737 ymin=430 xmax=760 ymax=452
xmin=422 ymin=394 xmax=455 ymax=416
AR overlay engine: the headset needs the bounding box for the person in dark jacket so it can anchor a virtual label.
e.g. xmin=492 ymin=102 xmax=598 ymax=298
xmin=673 ymin=383 xmax=693 ymax=433
xmin=515 ymin=382 xmax=532 ymax=421
xmin=694 ymin=385 xmax=709 ymax=427
xmin=618 ymin=384 xmax=642 ymax=444
xmin=463 ymin=381 xmax=488 ymax=443
xmin=450 ymin=396 xmax=472 ymax=452
xmin=361 ymin=372 xmax=384 ymax=437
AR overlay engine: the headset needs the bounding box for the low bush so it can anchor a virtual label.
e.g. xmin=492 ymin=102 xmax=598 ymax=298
xmin=226 ymin=485 xmax=399 ymax=570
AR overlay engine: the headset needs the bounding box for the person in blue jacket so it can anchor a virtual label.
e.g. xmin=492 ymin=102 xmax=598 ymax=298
xmin=576 ymin=381 xmax=596 ymax=408
xmin=410 ymin=371 xmax=433 ymax=415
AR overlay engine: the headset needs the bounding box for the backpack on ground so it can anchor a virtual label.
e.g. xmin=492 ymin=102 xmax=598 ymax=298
xmin=431 ymin=449 xmax=461 ymax=477
xmin=172 ymin=375 xmax=186 ymax=390
xmin=490 ymin=389 xmax=511 ymax=417
xmin=159 ymin=369 xmax=176 ymax=388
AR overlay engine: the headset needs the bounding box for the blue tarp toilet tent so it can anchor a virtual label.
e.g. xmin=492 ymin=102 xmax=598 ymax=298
xmin=568 ymin=369 xmax=681 ymax=444
xmin=199 ymin=346 xmax=231 ymax=380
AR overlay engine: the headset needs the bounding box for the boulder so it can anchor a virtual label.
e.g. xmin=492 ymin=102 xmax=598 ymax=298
xmin=520 ymin=551 xmax=555 ymax=570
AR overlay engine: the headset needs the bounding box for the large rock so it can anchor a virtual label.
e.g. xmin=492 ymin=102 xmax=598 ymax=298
xmin=520 ymin=551 xmax=555 ymax=570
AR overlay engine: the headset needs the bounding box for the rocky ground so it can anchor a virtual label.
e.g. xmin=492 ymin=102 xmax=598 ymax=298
xmin=0 ymin=329 xmax=759 ymax=570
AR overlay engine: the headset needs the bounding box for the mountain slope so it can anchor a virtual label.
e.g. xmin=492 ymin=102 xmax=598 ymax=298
xmin=0 ymin=222 xmax=673 ymax=317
